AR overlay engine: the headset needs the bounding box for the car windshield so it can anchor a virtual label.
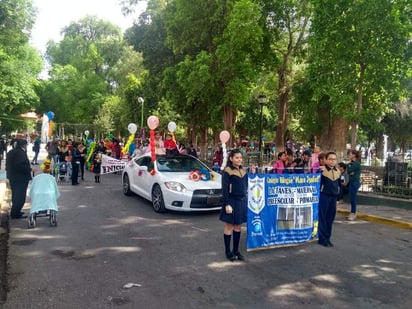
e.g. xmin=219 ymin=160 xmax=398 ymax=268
xmin=156 ymin=155 xmax=208 ymax=172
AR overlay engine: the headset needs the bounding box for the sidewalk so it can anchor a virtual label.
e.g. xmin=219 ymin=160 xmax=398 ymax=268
xmin=337 ymin=203 xmax=412 ymax=230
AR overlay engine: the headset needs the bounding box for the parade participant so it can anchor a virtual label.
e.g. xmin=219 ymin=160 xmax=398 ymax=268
xmin=31 ymin=134 xmax=41 ymax=165
xmin=45 ymin=136 xmax=59 ymax=163
xmin=6 ymin=139 xmax=32 ymax=219
xmin=92 ymin=152 xmax=102 ymax=183
xmin=291 ymin=149 xmax=311 ymax=173
xmin=187 ymin=144 xmax=198 ymax=158
xmin=337 ymin=162 xmax=349 ymax=204
xmin=70 ymin=142 xmax=81 ymax=185
xmin=78 ymin=143 xmax=87 ymax=180
xmin=271 ymin=151 xmax=289 ymax=174
xmin=220 ymin=149 xmax=256 ymax=261
xmin=318 ymin=151 xmax=341 ymax=247
xmin=57 ymin=140 xmax=70 ymax=163
xmin=346 ymin=150 xmax=362 ymax=221
xmin=164 ymin=134 xmax=178 ymax=154
xmin=212 ymin=145 xmax=223 ymax=172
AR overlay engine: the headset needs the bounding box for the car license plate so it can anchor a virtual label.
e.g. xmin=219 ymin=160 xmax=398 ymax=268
xmin=207 ymin=196 xmax=221 ymax=205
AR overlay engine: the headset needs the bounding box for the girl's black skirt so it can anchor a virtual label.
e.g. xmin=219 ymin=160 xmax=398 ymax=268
xmin=219 ymin=197 xmax=247 ymax=225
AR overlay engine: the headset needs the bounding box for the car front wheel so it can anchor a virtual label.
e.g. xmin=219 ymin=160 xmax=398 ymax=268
xmin=152 ymin=184 xmax=166 ymax=213
xmin=123 ymin=174 xmax=132 ymax=196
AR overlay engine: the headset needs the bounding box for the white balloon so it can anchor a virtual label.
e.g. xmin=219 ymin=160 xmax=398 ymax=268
xmin=84 ymin=130 xmax=90 ymax=136
xmin=168 ymin=121 xmax=177 ymax=132
xmin=128 ymin=123 xmax=137 ymax=134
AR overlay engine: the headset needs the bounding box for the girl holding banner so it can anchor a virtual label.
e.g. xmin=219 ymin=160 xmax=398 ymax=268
xmin=220 ymin=149 xmax=256 ymax=261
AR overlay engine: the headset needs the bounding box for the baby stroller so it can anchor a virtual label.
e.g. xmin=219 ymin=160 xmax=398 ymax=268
xmin=28 ymin=172 xmax=60 ymax=228
xmin=54 ymin=159 xmax=71 ymax=182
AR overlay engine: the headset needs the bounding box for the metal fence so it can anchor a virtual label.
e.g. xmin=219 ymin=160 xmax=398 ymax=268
xmin=359 ymin=160 xmax=412 ymax=199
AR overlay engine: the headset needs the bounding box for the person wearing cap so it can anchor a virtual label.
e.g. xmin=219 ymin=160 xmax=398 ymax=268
xmin=291 ymin=149 xmax=312 ymax=173
xmin=5 ymin=139 xmax=33 ymax=219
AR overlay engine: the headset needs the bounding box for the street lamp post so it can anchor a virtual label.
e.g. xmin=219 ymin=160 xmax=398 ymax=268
xmin=138 ymin=96 xmax=144 ymax=131
xmin=257 ymin=94 xmax=267 ymax=168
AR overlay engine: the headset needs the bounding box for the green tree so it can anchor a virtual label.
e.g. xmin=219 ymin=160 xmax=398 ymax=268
xmin=40 ymin=16 xmax=126 ymax=131
xmin=0 ymin=0 xmax=42 ymax=131
xmin=308 ymin=0 xmax=412 ymax=152
xmin=259 ymin=0 xmax=312 ymax=151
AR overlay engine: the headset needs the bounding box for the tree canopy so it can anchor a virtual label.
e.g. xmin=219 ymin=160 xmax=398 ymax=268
xmin=1 ymin=0 xmax=411 ymax=156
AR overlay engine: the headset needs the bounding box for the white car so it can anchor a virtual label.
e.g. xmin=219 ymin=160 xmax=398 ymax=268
xmin=122 ymin=154 xmax=223 ymax=213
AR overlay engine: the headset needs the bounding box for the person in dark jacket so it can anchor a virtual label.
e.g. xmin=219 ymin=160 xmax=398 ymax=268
xmin=31 ymin=135 xmax=41 ymax=165
xmin=346 ymin=150 xmax=362 ymax=221
xmin=70 ymin=142 xmax=81 ymax=185
xmin=318 ymin=151 xmax=341 ymax=247
xmin=6 ymin=139 xmax=33 ymax=218
xmin=219 ymin=149 xmax=256 ymax=261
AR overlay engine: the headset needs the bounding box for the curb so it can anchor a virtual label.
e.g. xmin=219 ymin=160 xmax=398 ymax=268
xmin=337 ymin=208 xmax=412 ymax=230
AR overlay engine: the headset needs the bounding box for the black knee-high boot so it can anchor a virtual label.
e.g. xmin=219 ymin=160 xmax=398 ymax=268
xmin=224 ymin=234 xmax=235 ymax=261
xmin=233 ymin=231 xmax=244 ymax=260
xmin=224 ymin=234 xmax=231 ymax=254
xmin=233 ymin=231 xmax=241 ymax=254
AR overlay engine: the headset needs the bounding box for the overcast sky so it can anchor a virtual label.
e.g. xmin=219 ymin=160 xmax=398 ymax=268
xmin=30 ymin=0 xmax=145 ymax=54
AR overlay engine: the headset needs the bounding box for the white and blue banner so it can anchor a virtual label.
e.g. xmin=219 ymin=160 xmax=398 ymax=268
xmin=247 ymin=173 xmax=321 ymax=251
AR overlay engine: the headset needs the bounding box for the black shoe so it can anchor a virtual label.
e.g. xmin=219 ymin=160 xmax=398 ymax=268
xmin=11 ymin=214 xmax=28 ymax=219
xmin=318 ymin=241 xmax=329 ymax=247
xmin=327 ymin=241 xmax=334 ymax=247
xmin=234 ymin=252 xmax=245 ymax=261
xmin=31 ymin=162 xmax=34 ymax=165
xmin=226 ymin=252 xmax=236 ymax=262
xmin=72 ymin=182 xmax=80 ymax=185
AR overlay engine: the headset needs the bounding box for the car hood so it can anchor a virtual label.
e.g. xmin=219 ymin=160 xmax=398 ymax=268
xmin=160 ymin=172 xmax=222 ymax=190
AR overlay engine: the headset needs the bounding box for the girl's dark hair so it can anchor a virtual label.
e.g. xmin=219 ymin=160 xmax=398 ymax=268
xmin=277 ymin=151 xmax=285 ymax=159
xmin=227 ymin=149 xmax=242 ymax=167
xmin=350 ymin=150 xmax=361 ymax=160
xmin=338 ymin=162 xmax=346 ymax=170
xmin=229 ymin=149 xmax=242 ymax=158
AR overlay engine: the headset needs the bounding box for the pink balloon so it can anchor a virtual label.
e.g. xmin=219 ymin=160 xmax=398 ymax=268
xmin=219 ymin=130 xmax=230 ymax=143
xmin=147 ymin=115 xmax=159 ymax=130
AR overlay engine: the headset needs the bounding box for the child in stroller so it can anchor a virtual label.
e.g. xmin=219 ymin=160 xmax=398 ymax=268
xmin=28 ymin=159 xmax=60 ymax=228
xmin=54 ymin=157 xmax=71 ymax=182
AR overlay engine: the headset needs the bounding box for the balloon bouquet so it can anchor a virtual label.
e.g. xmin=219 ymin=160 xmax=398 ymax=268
xmin=167 ymin=121 xmax=177 ymax=152
xmin=219 ymin=130 xmax=230 ymax=171
xmin=147 ymin=115 xmax=159 ymax=175
xmin=122 ymin=123 xmax=138 ymax=156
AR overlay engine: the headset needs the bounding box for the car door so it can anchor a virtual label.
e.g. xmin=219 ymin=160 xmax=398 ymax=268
xmin=131 ymin=156 xmax=153 ymax=199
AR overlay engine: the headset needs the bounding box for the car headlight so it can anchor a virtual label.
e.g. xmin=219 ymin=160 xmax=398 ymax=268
xmin=164 ymin=181 xmax=187 ymax=192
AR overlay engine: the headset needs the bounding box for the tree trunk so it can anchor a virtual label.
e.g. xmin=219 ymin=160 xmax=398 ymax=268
xmin=275 ymin=67 xmax=290 ymax=152
xmin=317 ymin=104 xmax=349 ymax=161
xmin=199 ymin=127 xmax=208 ymax=160
xmin=223 ymin=103 xmax=236 ymax=147
xmin=351 ymin=63 xmax=366 ymax=149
